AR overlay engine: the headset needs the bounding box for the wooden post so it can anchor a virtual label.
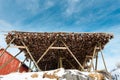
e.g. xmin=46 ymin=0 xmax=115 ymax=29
xmin=95 ymin=53 xmax=98 ymax=70
xmin=0 ymin=38 xmax=15 ymax=57
xmin=21 ymin=41 xmax=41 ymax=71
xmin=60 ymin=57 xmax=63 ymax=68
xmin=100 ymin=48 xmax=108 ymax=72
xmin=91 ymin=46 xmax=97 ymax=71
xmin=61 ymin=40 xmax=84 ymax=71
xmin=36 ymin=40 xmax=56 ymax=64
xmin=0 ymin=50 xmax=22 ymax=69
xmin=99 ymin=44 xmax=108 ymax=72
xmin=83 ymin=57 xmax=90 ymax=72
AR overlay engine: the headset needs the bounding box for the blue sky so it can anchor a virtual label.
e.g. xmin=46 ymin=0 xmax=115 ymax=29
xmin=0 ymin=0 xmax=120 ymax=71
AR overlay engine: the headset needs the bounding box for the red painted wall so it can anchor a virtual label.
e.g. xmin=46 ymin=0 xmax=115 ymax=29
xmin=0 ymin=49 xmax=29 ymax=75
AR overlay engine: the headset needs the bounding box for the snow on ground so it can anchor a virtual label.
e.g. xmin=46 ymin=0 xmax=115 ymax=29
xmin=0 ymin=68 xmax=65 ymax=80
xmin=0 ymin=68 xmax=111 ymax=80
xmin=111 ymin=68 xmax=120 ymax=80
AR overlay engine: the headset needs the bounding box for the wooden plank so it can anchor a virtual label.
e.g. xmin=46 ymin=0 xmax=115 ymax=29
xmin=10 ymin=46 xmax=26 ymax=48
xmin=95 ymin=53 xmax=98 ymax=70
xmin=61 ymin=40 xmax=84 ymax=71
xmin=50 ymin=47 xmax=67 ymax=49
xmin=59 ymin=57 xmax=63 ymax=68
xmin=91 ymin=46 xmax=97 ymax=71
xmin=21 ymin=41 xmax=41 ymax=71
xmin=99 ymin=45 xmax=108 ymax=72
xmin=36 ymin=40 xmax=57 ymax=64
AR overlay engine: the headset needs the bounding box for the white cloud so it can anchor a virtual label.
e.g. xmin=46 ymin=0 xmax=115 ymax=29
xmin=0 ymin=19 xmax=12 ymax=27
xmin=15 ymin=0 xmax=40 ymax=14
xmin=15 ymin=0 xmax=55 ymax=14
xmin=64 ymin=0 xmax=80 ymax=16
xmin=44 ymin=0 xmax=55 ymax=10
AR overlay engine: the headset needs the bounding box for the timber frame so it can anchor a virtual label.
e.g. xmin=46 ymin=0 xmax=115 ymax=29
xmin=1 ymin=37 xmax=109 ymax=72
xmin=0 ymin=31 xmax=113 ymax=72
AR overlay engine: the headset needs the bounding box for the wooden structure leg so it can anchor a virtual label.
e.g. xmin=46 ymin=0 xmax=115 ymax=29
xmin=100 ymin=49 xmax=108 ymax=72
xmin=90 ymin=46 xmax=97 ymax=71
xmin=59 ymin=57 xmax=63 ymax=68
xmin=0 ymin=38 xmax=15 ymax=57
xmin=98 ymin=44 xmax=108 ymax=72
xmin=36 ymin=40 xmax=56 ymax=64
xmin=21 ymin=41 xmax=41 ymax=71
xmin=61 ymin=40 xmax=84 ymax=71
xmin=95 ymin=53 xmax=98 ymax=70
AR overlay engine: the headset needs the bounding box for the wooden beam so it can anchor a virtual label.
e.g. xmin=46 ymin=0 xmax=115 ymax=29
xmin=61 ymin=40 xmax=84 ymax=71
xmin=0 ymin=38 xmax=15 ymax=57
xmin=21 ymin=41 xmax=41 ymax=71
xmin=59 ymin=57 xmax=63 ymax=68
xmin=91 ymin=46 xmax=97 ymax=71
xmin=50 ymin=47 xmax=67 ymax=49
xmin=10 ymin=46 xmax=26 ymax=48
xmin=95 ymin=53 xmax=98 ymax=70
xmin=99 ymin=46 xmax=108 ymax=72
xmin=36 ymin=40 xmax=56 ymax=64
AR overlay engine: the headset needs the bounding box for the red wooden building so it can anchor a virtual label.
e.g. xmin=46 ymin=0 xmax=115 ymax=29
xmin=0 ymin=48 xmax=29 ymax=75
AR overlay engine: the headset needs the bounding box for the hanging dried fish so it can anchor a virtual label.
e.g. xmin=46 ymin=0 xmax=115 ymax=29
xmin=5 ymin=31 xmax=113 ymax=70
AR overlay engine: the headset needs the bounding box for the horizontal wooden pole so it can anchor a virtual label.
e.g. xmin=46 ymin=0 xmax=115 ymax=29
xmin=10 ymin=46 xmax=26 ymax=48
xmin=50 ymin=47 xmax=67 ymax=49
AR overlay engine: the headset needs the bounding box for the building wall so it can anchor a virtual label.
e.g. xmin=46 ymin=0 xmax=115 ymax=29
xmin=0 ymin=49 xmax=29 ymax=75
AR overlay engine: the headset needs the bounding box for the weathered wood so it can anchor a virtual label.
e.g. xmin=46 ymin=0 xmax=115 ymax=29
xmin=100 ymin=45 xmax=108 ymax=72
xmin=95 ymin=53 xmax=98 ymax=70
xmin=61 ymin=40 xmax=84 ymax=71
xmin=5 ymin=31 xmax=113 ymax=70
xmin=91 ymin=46 xmax=97 ymax=71
xmin=59 ymin=57 xmax=63 ymax=68
xmin=36 ymin=40 xmax=56 ymax=64
xmin=50 ymin=47 xmax=67 ymax=49
xmin=10 ymin=46 xmax=26 ymax=48
xmin=21 ymin=41 xmax=41 ymax=71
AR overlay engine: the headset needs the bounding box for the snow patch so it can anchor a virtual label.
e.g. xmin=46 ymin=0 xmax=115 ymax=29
xmin=0 ymin=68 xmax=111 ymax=80
xmin=111 ymin=68 xmax=120 ymax=80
